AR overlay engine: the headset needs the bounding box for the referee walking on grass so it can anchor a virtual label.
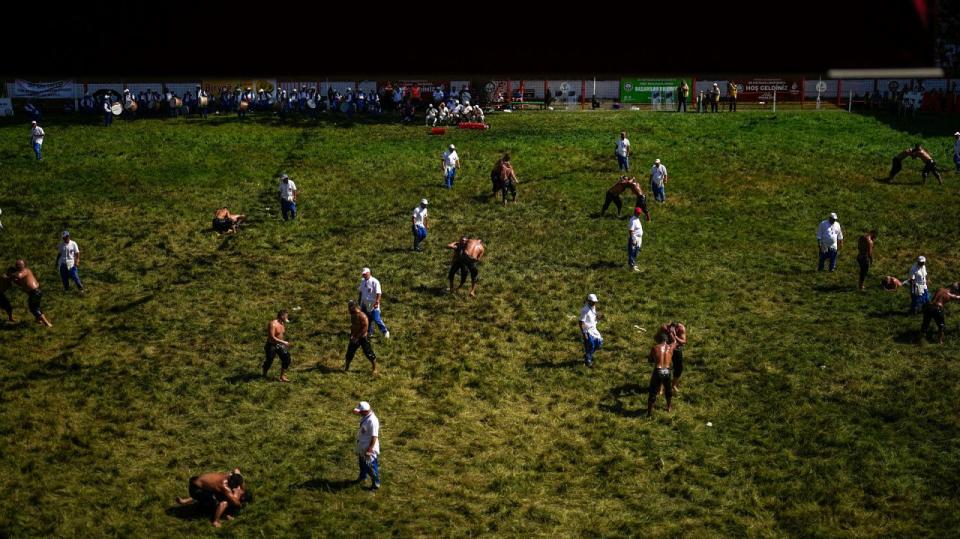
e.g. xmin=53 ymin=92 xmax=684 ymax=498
xmin=353 ymin=401 xmax=381 ymax=490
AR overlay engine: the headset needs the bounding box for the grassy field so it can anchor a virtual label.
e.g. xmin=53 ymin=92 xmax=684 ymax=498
xmin=1 ymin=109 xmax=959 ymax=537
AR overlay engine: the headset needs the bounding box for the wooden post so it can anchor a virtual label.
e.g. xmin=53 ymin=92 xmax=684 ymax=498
xmin=800 ymin=78 xmax=805 ymax=109
xmin=837 ymin=79 xmax=843 ymax=107
xmin=580 ymin=79 xmax=586 ymax=110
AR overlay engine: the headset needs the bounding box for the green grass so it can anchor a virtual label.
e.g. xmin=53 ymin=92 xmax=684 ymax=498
xmin=1 ymin=109 xmax=959 ymax=537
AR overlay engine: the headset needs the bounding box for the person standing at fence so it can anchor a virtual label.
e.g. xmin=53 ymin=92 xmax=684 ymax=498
xmin=102 ymin=96 xmax=113 ymax=127
xmin=727 ymin=81 xmax=738 ymax=112
xmin=816 ymin=212 xmax=843 ymax=272
xmin=710 ymin=83 xmax=720 ymax=113
xmin=677 ymin=81 xmax=688 ymax=112
xmin=278 ymin=173 xmax=297 ymax=221
xmin=196 ymin=85 xmax=209 ymax=118
xmin=30 ymin=121 xmax=44 ymax=161
xmin=615 ymin=131 xmax=631 ymax=172
xmin=953 ymin=131 xmax=960 ymax=171
xmin=649 ymin=159 xmax=668 ymax=203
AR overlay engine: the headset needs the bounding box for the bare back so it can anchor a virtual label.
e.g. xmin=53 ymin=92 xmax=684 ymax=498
xmin=931 ymin=287 xmax=960 ymax=308
xmin=649 ymin=342 xmax=675 ymax=369
xmin=857 ymin=234 xmax=874 ymax=259
xmin=215 ymin=208 xmax=230 ymax=219
xmin=608 ymin=178 xmax=631 ymax=195
xmin=464 ymin=239 xmax=484 ymax=261
xmin=916 ymin=148 xmax=934 ymax=163
xmin=194 ymin=472 xmax=231 ymax=495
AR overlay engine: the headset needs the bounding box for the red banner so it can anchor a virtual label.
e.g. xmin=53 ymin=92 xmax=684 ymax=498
xmin=734 ymin=78 xmax=802 ymax=101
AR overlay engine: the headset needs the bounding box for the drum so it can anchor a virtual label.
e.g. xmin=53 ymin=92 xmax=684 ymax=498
xmin=111 ymin=102 xmax=123 ymax=115
xmin=306 ymin=98 xmax=316 ymax=109
xmin=124 ymin=100 xmax=138 ymax=112
xmin=173 ymin=97 xmax=183 ymax=108
xmin=239 ymin=100 xmax=250 ymax=112
xmin=339 ymin=101 xmax=350 ymax=113
xmin=199 ymin=95 xmax=209 ymax=107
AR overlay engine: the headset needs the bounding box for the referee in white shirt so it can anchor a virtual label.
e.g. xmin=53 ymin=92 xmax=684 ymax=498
xmin=30 ymin=121 xmax=45 ymax=161
xmin=816 ymin=212 xmax=844 ymax=272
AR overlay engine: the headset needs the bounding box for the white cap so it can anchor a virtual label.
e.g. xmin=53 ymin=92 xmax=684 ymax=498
xmin=449 ymin=144 xmax=455 ymax=150
xmin=586 ymin=293 xmax=599 ymax=303
xmin=353 ymin=401 xmax=371 ymax=413
xmin=31 ymin=120 xmax=36 ymax=124
xmin=361 ymin=267 xmax=371 ymax=276
xmin=917 ymin=255 xmax=926 ymax=263
xmin=421 ymin=198 xmax=428 ymax=205
xmin=829 ymin=212 xmax=838 ymax=220
xmin=654 ymin=158 xmax=661 ymax=164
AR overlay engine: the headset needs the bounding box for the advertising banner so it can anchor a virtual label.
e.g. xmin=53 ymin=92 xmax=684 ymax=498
xmin=0 ymin=98 xmax=13 ymax=117
xmin=620 ymin=79 xmax=692 ymax=104
xmin=12 ymin=80 xmax=76 ymax=99
xmin=734 ymin=78 xmax=802 ymax=101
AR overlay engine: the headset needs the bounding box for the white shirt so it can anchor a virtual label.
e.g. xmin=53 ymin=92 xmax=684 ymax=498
xmin=31 ymin=126 xmax=44 ymax=145
xmin=356 ymin=411 xmax=380 ymax=457
xmin=579 ymin=304 xmax=601 ymax=339
xmin=616 ymin=138 xmax=631 ymax=157
xmin=907 ymin=264 xmax=928 ymax=294
xmin=816 ymin=220 xmax=843 ymax=250
xmin=359 ymin=276 xmax=382 ymax=308
xmin=412 ymin=205 xmax=428 ymax=227
xmin=58 ymin=240 xmax=80 ymax=269
xmin=442 ymin=150 xmax=459 ymax=171
xmin=650 ymin=164 xmax=668 ymax=187
xmin=279 ymin=180 xmax=297 ymax=201
xmin=628 ymin=215 xmax=643 ymax=243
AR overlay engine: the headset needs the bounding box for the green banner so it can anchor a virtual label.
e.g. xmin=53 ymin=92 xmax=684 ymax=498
xmin=620 ymin=79 xmax=692 ymax=104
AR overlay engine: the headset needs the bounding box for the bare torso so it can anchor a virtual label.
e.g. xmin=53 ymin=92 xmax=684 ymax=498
xmin=13 ymin=268 xmax=39 ymax=292
xmin=350 ymin=310 xmax=369 ymax=340
xmin=194 ymin=472 xmax=231 ymax=494
xmin=267 ymin=319 xmax=286 ymax=344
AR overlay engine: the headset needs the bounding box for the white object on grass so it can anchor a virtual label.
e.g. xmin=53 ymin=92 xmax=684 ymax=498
xmin=706 ymin=422 xmax=713 ymax=427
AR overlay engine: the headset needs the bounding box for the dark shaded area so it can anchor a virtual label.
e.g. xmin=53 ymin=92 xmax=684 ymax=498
xmin=295 ymin=478 xmax=357 ymax=493
xmin=165 ymin=503 xmax=209 ymax=521
xmin=599 ymin=383 xmax=649 ymax=417
xmin=225 ymin=372 xmax=262 ymax=384
xmin=526 ymin=359 xmax=583 ymax=370
xmin=1 ymin=3 xmax=936 ymax=78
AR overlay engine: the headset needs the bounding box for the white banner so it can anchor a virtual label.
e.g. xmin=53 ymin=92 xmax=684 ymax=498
xmin=13 ymin=80 xmax=76 ymax=99
xmin=0 ymin=98 xmax=13 ymax=117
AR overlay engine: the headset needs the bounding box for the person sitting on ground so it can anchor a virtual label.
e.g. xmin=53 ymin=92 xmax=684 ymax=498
xmin=919 ymin=283 xmax=960 ymax=345
xmin=175 ymin=468 xmax=252 ymax=528
xmin=447 ymin=236 xmax=485 ymax=297
xmin=212 ymin=208 xmax=246 ymax=234
xmin=882 ymin=275 xmax=903 ymax=291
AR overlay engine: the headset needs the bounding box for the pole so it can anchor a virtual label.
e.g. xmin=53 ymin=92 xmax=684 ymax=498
xmin=773 ymin=89 xmax=777 ymax=113
xmin=800 ymin=77 xmax=805 ymax=109
xmin=580 ymin=79 xmax=586 ymax=110
xmin=848 ymin=90 xmax=853 ymax=112
xmin=836 ymin=79 xmax=843 ymax=107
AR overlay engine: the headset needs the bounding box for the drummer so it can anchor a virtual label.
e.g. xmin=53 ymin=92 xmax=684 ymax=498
xmin=196 ymin=85 xmax=209 ymax=118
xmin=102 ymin=96 xmax=113 ymax=127
xmin=122 ymin=89 xmax=137 ymax=120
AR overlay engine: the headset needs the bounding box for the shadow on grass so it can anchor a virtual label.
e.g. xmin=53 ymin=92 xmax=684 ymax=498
xmin=893 ymin=330 xmax=921 ymax=345
xmin=165 ymin=503 xmax=209 ymax=522
xmin=313 ymin=363 xmax=343 ymax=375
xmin=295 ymin=478 xmax=358 ymax=493
xmin=106 ymin=294 xmax=155 ymax=314
xmin=867 ymin=309 xmax=911 ymax=319
xmin=526 ymin=359 xmax=582 ymax=369
xmin=225 ymin=372 xmax=263 ymax=384
xmin=0 ymin=321 xmax=30 ymax=331
xmin=413 ymin=284 xmax=449 ymax=297
xmin=811 ymin=283 xmax=850 ymax=293
xmin=599 ymin=383 xmax=648 ymax=417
